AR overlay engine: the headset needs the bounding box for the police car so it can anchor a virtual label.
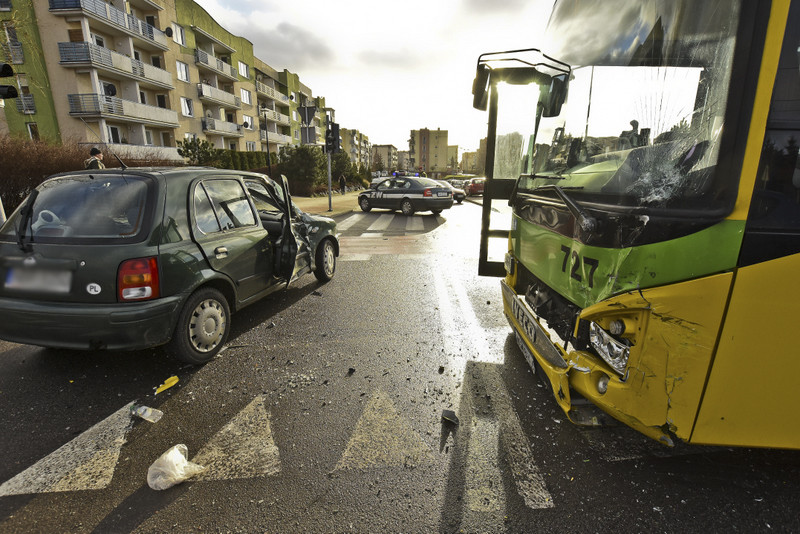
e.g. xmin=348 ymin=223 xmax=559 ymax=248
xmin=358 ymin=176 xmax=454 ymax=215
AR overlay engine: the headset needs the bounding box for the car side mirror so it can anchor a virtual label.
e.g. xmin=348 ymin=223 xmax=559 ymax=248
xmin=472 ymin=64 xmax=490 ymax=111
xmin=540 ymin=74 xmax=567 ymax=118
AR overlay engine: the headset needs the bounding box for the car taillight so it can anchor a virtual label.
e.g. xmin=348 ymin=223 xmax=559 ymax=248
xmin=423 ymin=188 xmax=432 ymax=197
xmin=118 ymin=257 xmax=160 ymax=301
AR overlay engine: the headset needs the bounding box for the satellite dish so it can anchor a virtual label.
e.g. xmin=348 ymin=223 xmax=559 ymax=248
xmin=242 ymin=121 xmax=249 ymax=129
xmin=165 ymin=26 xmax=173 ymax=38
xmin=206 ymin=111 xmax=213 ymax=118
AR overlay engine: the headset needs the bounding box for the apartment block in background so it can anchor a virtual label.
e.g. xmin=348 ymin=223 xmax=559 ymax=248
xmin=409 ymin=128 xmax=449 ymax=175
xmin=0 ymin=0 xmax=327 ymax=161
xmin=341 ymin=127 xmax=371 ymax=170
xmin=372 ymin=144 xmax=397 ymax=172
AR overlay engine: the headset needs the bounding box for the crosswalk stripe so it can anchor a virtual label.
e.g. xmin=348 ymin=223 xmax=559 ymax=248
xmin=191 ymin=395 xmax=280 ymax=480
xmin=406 ymin=217 xmax=424 ymax=231
xmin=334 ymin=389 xmax=434 ymax=470
xmin=336 ymin=213 xmax=365 ymax=232
xmin=0 ymin=403 xmax=132 ymax=496
xmin=366 ymin=214 xmax=393 ymax=232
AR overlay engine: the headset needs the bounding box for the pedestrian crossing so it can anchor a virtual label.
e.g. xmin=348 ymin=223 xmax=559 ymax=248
xmin=336 ymin=211 xmax=445 ymax=237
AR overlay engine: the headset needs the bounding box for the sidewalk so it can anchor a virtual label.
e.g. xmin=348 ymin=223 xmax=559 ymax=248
xmin=293 ymin=190 xmax=360 ymax=218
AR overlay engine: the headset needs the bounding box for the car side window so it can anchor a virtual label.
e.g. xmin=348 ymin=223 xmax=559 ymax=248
xmin=202 ymin=179 xmax=257 ymax=230
xmin=194 ymin=186 xmax=220 ymax=234
xmin=377 ymin=179 xmax=392 ymax=191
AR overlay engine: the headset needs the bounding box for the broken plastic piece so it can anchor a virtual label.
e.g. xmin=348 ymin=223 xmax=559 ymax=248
xmin=147 ymin=444 xmax=206 ymax=490
xmin=347 ymin=367 xmax=355 ymax=376
xmin=441 ymin=409 xmax=460 ymax=426
xmin=155 ymin=375 xmax=179 ymax=395
xmin=130 ymin=404 xmax=163 ymax=423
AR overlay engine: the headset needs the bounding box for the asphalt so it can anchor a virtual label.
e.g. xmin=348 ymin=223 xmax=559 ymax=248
xmin=293 ymin=189 xmax=360 ymax=217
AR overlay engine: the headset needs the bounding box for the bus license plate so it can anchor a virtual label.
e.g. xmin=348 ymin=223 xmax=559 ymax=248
xmin=5 ymin=268 xmax=72 ymax=293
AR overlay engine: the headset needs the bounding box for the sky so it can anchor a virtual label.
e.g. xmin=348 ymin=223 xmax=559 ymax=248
xmin=192 ymin=0 xmax=553 ymax=155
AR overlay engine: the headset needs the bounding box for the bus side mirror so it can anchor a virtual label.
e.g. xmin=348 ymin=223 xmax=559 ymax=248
xmin=472 ymin=64 xmax=490 ymax=111
xmin=541 ymin=74 xmax=567 ymax=117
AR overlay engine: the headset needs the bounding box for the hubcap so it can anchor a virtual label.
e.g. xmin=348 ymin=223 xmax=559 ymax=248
xmin=323 ymin=242 xmax=335 ymax=276
xmin=189 ymin=299 xmax=226 ymax=353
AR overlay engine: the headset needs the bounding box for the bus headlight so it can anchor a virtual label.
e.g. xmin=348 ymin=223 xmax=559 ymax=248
xmin=589 ymin=322 xmax=630 ymax=375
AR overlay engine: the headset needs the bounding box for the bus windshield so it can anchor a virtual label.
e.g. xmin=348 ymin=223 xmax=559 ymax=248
xmin=497 ymin=0 xmax=742 ymax=211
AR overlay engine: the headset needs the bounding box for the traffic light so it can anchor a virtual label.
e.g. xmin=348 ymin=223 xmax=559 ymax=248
xmin=0 ymin=63 xmax=18 ymax=99
xmin=325 ymin=128 xmax=334 ymax=153
xmin=330 ymin=122 xmax=340 ymax=153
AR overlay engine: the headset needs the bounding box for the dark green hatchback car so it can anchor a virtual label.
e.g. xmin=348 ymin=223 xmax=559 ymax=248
xmin=0 ymin=167 xmax=338 ymax=364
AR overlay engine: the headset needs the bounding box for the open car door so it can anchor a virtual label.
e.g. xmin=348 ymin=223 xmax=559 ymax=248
xmin=277 ymin=174 xmax=299 ymax=287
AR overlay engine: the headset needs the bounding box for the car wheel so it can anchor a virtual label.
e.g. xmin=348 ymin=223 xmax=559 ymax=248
xmin=314 ymin=238 xmax=336 ymax=282
xmin=359 ymin=197 xmax=371 ymax=212
xmin=169 ymin=287 xmax=230 ymax=365
xmin=401 ymin=199 xmax=414 ymax=216
xmin=431 ymin=209 xmax=442 ymax=215
xmin=456 ymin=200 xmax=463 ymax=204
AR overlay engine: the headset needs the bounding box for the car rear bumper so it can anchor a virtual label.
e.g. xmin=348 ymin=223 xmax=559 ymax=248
xmin=414 ymin=198 xmax=454 ymax=211
xmin=0 ymin=295 xmax=184 ymax=351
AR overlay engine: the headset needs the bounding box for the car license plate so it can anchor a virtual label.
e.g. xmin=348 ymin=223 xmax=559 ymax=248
xmin=437 ymin=191 xmax=449 ymax=197
xmin=502 ymin=280 xmax=567 ymax=369
xmin=5 ymin=268 xmax=72 ymax=293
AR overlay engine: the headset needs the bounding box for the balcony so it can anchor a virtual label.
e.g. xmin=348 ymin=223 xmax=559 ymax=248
xmin=202 ymin=117 xmax=243 ymax=137
xmin=0 ymin=0 xmax=11 ymax=10
xmin=197 ymin=83 xmax=240 ymax=109
xmin=255 ymin=80 xmax=290 ymax=104
xmin=59 ymin=42 xmax=173 ymax=89
xmin=15 ymin=94 xmax=35 ymax=114
xmin=67 ymin=93 xmax=179 ymax=127
xmin=2 ymin=41 xmax=23 ymax=64
xmin=194 ymin=49 xmax=237 ymax=81
xmin=260 ymin=130 xmax=291 ymax=145
xmin=49 ymin=0 xmax=168 ymax=50
xmin=262 ymin=108 xmax=290 ymax=127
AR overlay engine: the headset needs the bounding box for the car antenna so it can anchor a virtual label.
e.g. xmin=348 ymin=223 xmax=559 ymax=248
xmin=79 ymin=117 xmax=128 ymax=170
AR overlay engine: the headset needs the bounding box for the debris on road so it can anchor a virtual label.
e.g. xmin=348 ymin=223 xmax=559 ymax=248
xmin=441 ymin=409 xmax=460 ymax=426
xmin=438 ymin=366 xmax=445 ymax=374
xmin=130 ymin=404 xmax=163 ymax=423
xmin=154 ymin=376 xmax=179 ymax=395
xmin=147 ymin=444 xmax=206 ymax=490
xmin=347 ymin=367 xmax=356 ymax=377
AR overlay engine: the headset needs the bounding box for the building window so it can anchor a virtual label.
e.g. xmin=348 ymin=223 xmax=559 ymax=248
xmin=184 ymin=132 xmax=197 ymax=141
xmin=145 ymin=130 xmax=153 ymax=145
xmin=243 ymin=114 xmax=253 ymax=129
xmin=246 ymin=141 xmax=256 ymax=151
xmin=108 ymin=125 xmax=121 ymax=144
xmin=92 ymin=33 xmax=104 ymax=48
xmin=180 ymin=97 xmax=193 ymax=117
xmin=176 ymin=61 xmax=189 ymax=82
xmin=156 ymin=94 xmax=167 ymax=109
xmin=139 ymin=91 xmax=146 ymax=104
xmin=238 ymin=61 xmax=249 ymax=78
xmin=151 ymin=55 xmax=162 ymax=69
xmin=172 ymin=23 xmax=185 ymax=46
xmin=240 ymin=88 xmax=251 ymax=105
xmin=26 ymin=123 xmax=39 ymax=140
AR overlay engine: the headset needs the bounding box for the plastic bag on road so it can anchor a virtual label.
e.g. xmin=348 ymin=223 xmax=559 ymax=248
xmin=147 ymin=444 xmax=206 ymax=490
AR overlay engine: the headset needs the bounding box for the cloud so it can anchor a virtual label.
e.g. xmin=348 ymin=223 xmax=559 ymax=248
xmin=245 ymin=22 xmax=336 ymax=71
xmin=461 ymin=0 xmax=532 ymax=14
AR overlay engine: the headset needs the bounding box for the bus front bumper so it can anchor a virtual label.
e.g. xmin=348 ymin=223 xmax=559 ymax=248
xmin=500 ymin=279 xmax=674 ymax=445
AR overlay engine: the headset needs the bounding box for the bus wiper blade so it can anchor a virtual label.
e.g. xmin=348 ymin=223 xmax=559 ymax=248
xmin=16 ymin=189 xmax=39 ymax=252
xmin=530 ymin=184 xmax=598 ymax=232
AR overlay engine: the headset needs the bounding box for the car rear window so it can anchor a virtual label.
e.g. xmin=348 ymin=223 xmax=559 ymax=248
xmin=416 ymin=178 xmax=445 ymax=188
xmin=1 ymin=173 xmax=153 ymax=242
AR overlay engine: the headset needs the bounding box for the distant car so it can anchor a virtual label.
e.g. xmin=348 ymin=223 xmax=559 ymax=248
xmin=464 ymin=177 xmax=486 ymax=196
xmin=359 ymin=176 xmax=453 ymax=215
xmin=436 ymin=180 xmax=466 ymax=204
xmin=0 ymin=168 xmax=339 ymax=364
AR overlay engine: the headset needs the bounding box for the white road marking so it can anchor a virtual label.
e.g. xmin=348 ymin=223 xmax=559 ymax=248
xmin=340 ymin=254 xmax=371 ymax=261
xmin=366 ymin=214 xmax=393 ymax=232
xmin=334 ymin=389 xmax=434 ymax=470
xmin=465 ymin=417 xmax=505 ymax=514
xmin=191 ymin=395 xmax=280 ymax=480
xmin=406 ymin=217 xmax=424 ymax=231
xmin=433 ymin=269 xmax=554 ymax=510
xmin=0 ymin=403 xmax=133 ymax=496
xmin=336 ymin=213 xmax=365 ymax=232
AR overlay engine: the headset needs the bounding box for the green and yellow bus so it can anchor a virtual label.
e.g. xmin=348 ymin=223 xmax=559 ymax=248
xmin=474 ymin=0 xmax=800 ymax=448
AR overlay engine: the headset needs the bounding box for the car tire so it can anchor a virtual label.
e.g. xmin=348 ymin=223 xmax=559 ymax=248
xmin=401 ymin=199 xmax=414 ymax=216
xmin=431 ymin=209 xmax=442 ymax=215
xmin=313 ymin=238 xmax=336 ymax=282
xmin=456 ymin=199 xmax=463 ymax=204
xmin=168 ymin=287 xmax=230 ymax=365
xmin=359 ymin=197 xmax=371 ymax=212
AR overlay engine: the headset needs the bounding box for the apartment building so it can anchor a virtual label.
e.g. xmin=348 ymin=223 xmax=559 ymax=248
xmin=460 ymin=151 xmax=478 ymax=174
xmin=341 ymin=127 xmax=370 ymax=170
xmin=372 ymin=144 xmax=397 ymax=172
xmin=408 ymin=128 xmax=449 ymax=174
xmin=0 ymin=0 xmax=325 ymax=160
xmin=397 ymin=150 xmax=409 ymax=171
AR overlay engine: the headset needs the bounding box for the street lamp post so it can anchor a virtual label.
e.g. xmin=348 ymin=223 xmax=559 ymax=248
xmin=259 ymin=106 xmax=273 ymax=176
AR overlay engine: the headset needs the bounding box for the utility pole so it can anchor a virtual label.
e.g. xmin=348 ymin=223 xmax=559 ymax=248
xmin=323 ymin=108 xmax=336 ymax=212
